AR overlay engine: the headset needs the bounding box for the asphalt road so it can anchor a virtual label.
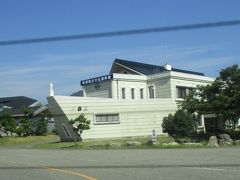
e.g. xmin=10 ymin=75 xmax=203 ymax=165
xmin=0 ymin=147 xmax=240 ymax=180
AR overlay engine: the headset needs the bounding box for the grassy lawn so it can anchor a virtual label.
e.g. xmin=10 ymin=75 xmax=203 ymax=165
xmin=2 ymin=135 xmax=235 ymax=149
xmin=0 ymin=134 xmax=59 ymax=146
xmin=32 ymin=136 xmax=206 ymax=149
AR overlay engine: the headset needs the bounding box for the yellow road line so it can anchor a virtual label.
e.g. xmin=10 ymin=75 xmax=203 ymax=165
xmin=0 ymin=160 xmax=17 ymax=164
xmin=0 ymin=160 xmax=97 ymax=180
xmin=44 ymin=166 xmax=97 ymax=180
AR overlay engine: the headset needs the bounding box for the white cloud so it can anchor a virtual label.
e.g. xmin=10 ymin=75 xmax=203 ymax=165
xmin=0 ymin=64 xmax=108 ymax=77
xmin=177 ymin=56 xmax=235 ymax=69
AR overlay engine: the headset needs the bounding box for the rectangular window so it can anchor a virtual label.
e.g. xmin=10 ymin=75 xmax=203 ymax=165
xmin=121 ymin=88 xmax=125 ymax=99
xmin=140 ymin=88 xmax=144 ymax=99
xmin=149 ymin=86 xmax=155 ymax=99
xmin=95 ymin=114 xmax=120 ymax=124
xmin=177 ymin=87 xmax=186 ymax=98
xmin=176 ymin=86 xmax=195 ymax=98
xmin=186 ymin=88 xmax=194 ymax=95
xmin=131 ymin=88 xmax=135 ymax=99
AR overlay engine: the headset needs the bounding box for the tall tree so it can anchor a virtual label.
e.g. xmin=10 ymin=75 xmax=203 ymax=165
xmin=217 ymin=65 xmax=240 ymax=127
xmin=16 ymin=107 xmax=34 ymax=136
xmin=35 ymin=113 xmax=48 ymax=136
xmin=181 ymin=64 xmax=240 ymax=129
xmin=0 ymin=110 xmax=16 ymax=136
xmin=16 ymin=118 xmax=33 ymax=136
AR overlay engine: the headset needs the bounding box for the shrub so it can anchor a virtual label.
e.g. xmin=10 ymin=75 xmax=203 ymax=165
xmin=162 ymin=109 xmax=195 ymax=141
xmin=69 ymin=113 xmax=90 ymax=141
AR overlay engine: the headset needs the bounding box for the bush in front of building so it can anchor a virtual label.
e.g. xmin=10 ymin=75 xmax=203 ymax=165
xmin=69 ymin=113 xmax=90 ymax=141
xmin=162 ymin=109 xmax=195 ymax=142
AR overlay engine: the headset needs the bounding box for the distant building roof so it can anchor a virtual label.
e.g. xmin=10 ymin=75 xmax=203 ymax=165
xmin=112 ymin=59 xmax=205 ymax=76
xmin=70 ymin=90 xmax=83 ymax=97
xmin=0 ymin=96 xmax=41 ymax=116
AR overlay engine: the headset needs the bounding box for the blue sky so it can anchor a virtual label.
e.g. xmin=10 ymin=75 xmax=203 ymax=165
xmin=0 ymin=0 xmax=240 ymax=103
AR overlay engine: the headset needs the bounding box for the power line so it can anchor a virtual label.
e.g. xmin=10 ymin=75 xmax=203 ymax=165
xmin=1 ymin=19 xmax=240 ymax=46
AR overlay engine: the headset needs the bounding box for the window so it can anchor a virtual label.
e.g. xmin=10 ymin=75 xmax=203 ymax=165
xmin=148 ymin=86 xmax=155 ymax=99
xmin=121 ymin=88 xmax=126 ymax=99
xmin=131 ymin=88 xmax=135 ymax=99
xmin=176 ymin=86 xmax=194 ymax=98
xmin=95 ymin=114 xmax=120 ymax=124
xmin=186 ymin=88 xmax=194 ymax=95
xmin=140 ymin=88 xmax=144 ymax=99
xmin=154 ymin=68 xmax=162 ymax=74
xmin=177 ymin=87 xmax=186 ymax=98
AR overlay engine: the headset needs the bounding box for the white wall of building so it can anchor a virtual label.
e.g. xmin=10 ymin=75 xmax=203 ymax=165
xmin=48 ymin=96 xmax=177 ymax=139
xmin=49 ymin=69 xmax=215 ymax=141
xmin=112 ymin=80 xmax=147 ymax=99
xmin=147 ymin=77 xmax=171 ymax=98
xmin=83 ymin=81 xmax=112 ymax=98
xmin=170 ymin=72 xmax=214 ymax=99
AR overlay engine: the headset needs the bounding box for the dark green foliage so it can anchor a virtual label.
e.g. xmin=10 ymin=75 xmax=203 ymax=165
xmin=16 ymin=117 xmax=33 ymax=136
xmin=162 ymin=109 xmax=195 ymax=141
xmin=16 ymin=107 xmax=34 ymax=136
xmin=69 ymin=113 xmax=90 ymax=141
xmin=181 ymin=64 xmax=240 ymax=130
xmin=225 ymin=129 xmax=240 ymax=140
xmin=22 ymin=106 xmax=34 ymax=119
xmin=35 ymin=114 xmax=47 ymax=136
xmin=0 ymin=110 xmax=16 ymax=136
xmin=51 ymin=128 xmax=58 ymax=135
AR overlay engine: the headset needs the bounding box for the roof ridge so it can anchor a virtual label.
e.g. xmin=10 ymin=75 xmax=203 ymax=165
xmin=0 ymin=96 xmax=37 ymax=101
xmin=115 ymin=58 xmax=164 ymax=68
xmin=114 ymin=58 xmax=204 ymax=76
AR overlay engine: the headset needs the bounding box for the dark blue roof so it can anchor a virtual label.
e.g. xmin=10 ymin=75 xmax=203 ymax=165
xmin=114 ymin=59 xmax=205 ymax=76
xmin=0 ymin=96 xmax=38 ymax=115
xmin=70 ymin=90 xmax=83 ymax=97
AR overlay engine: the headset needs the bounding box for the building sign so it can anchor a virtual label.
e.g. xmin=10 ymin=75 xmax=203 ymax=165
xmin=81 ymin=75 xmax=113 ymax=86
xmin=152 ymin=129 xmax=157 ymax=145
xmin=77 ymin=106 xmax=88 ymax=111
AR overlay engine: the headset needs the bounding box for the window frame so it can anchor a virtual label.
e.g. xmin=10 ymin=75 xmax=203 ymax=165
xmin=121 ymin=88 xmax=126 ymax=99
xmin=148 ymin=85 xmax=155 ymax=99
xmin=131 ymin=88 xmax=135 ymax=99
xmin=94 ymin=114 xmax=120 ymax=125
xmin=176 ymin=86 xmax=195 ymax=99
xmin=140 ymin=88 xmax=144 ymax=99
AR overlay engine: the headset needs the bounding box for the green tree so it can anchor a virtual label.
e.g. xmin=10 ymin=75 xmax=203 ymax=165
xmin=162 ymin=109 xmax=195 ymax=141
xmin=16 ymin=117 xmax=33 ymax=136
xmin=181 ymin=64 xmax=240 ymax=130
xmin=22 ymin=106 xmax=34 ymax=118
xmin=0 ymin=110 xmax=16 ymax=136
xmin=35 ymin=114 xmax=48 ymax=136
xmin=16 ymin=107 xmax=34 ymax=136
xmin=69 ymin=113 xmax=90 ymax=141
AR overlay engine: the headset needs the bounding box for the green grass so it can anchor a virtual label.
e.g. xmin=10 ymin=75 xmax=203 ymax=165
xmin=32 ymin=136 xmax=207 ymax=149
xmin=0 ymin=134 xmax=59 ymax=146
xmin=4 ymin=135 xmax=235 ymax=149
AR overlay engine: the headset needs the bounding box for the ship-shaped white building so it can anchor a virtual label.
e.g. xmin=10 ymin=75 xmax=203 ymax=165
xmin=47 ymin=59 xmax=214 ymax=141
